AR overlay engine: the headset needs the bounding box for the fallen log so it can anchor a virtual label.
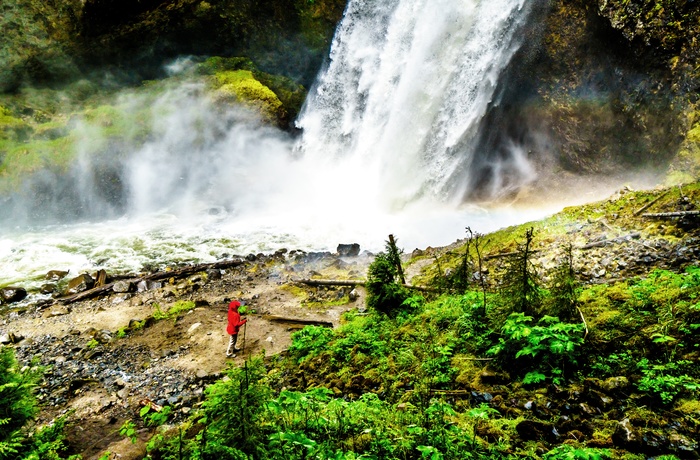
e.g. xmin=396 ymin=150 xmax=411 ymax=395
xmin=642 ymin=210 xmax=700 ymax=219
xmin=633 ymin=189 xmax=671 ymax=216
xmin=262 ymin=315 xmax=334 ymax=328
xmin=294 ymin=278 xmax=439 ymax=293
xmin=295 ymin=279 xmax=365 ymax=287
xmin=580 ymin=232 xmax=641 ymax=250
xmin=58 ymin=282 xmax=121 ymax=305
xmin=143 ymin=258 xmax=246 ymax=281
xmin=58 ymin=258 xmax=246 ymax=305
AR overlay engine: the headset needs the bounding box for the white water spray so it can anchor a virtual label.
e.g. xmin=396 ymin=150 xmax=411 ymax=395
xmin=297 ymin=0 xmax=534 ymax=208
xmin=1 ymin=0 xmax=551 ymax=292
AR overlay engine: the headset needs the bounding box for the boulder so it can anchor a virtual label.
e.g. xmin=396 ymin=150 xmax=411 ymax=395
xmin=612 ymin=418 xmax=642 ymax=451
xmin=46 ymin=270 xmax=69 ymax=281
xmin=137 ymin=280 xmax=162 ymax=292
xmin=40 ymin=284 xmax=57 ymax=294
xmin=0 ymin=286 xmax=27 ymax=304
xmin=65 ymin=273 xmax=95 ymax=296
xmin=600 ymin=376 xmax=630 ymax=393
xmin=0 ymin=332 xmax=19 ymax=344
xmin=113 ymin=280 xmax=134 ymax=293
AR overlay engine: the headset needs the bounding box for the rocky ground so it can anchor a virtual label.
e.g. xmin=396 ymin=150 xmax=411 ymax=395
xmin=1 ymin=249 xmax=375 ymax=459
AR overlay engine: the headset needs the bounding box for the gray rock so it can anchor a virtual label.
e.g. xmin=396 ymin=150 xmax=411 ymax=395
xmin=0 ymin=332 xmax=16 ymax=344
xmin=113 ymin=280 xmax=134 ymax=293
xmin=48 ymin=306 xmax=71 ymax=317
xmin=612 ymin=418 xmax=641 ymax=449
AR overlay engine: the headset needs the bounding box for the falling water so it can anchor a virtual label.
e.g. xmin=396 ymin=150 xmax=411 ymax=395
xmin=1 ymin=0 xmax=552 ymax=294
xmin=297 ymin=0 xmax=535 ymax=207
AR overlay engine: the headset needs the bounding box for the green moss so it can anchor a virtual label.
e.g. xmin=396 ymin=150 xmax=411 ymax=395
xmin=676 ymin=398 xmax=700 ymax=415
xmin=0 ymin=135 xmax=76 ymax=191
xmin=211 ymin=69 xmax=285 ymax=122
xmin=167 ymin=300 xmax=197 ymax=317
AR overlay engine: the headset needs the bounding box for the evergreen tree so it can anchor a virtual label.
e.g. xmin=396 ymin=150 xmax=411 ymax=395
xmin=500 ymin=227 xmax=541 ymax=318
xmin=366 ymin=235 xmax=410 ymax=315
xmin=548 ymin=244 xmax=580 ymax=320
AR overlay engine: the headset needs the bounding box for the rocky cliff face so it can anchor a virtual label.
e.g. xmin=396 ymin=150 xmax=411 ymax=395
xmin=0 ymin=0 xmax=345 ymax=92
xmin=473 ymin=0 xmax=696 ymax=194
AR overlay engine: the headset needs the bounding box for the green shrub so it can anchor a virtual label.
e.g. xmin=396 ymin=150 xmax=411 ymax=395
xmin=636 ymin=358 xmax=699 ymax=404
xmin=543 ymin=444 xmax=612 ymax=459
xmin=0 ymin=347 xmax=39 ymax=446
xmin=288 ymin=326 xmax=334 ymax=363
xmin=487 ymin=313 xmax=585 ymax=384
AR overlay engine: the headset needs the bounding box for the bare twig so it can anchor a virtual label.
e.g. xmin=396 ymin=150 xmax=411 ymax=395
xmin=634 ymin=189 xmax=671 ymax=216
xmin=577 ymin=307 xmax=589 ymax=341
xmin=642 ymin=211 xmax=700 ymax=218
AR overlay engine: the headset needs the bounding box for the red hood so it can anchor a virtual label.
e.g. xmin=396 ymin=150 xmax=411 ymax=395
xmin=229 ymin=300 xmax=241 ymax=311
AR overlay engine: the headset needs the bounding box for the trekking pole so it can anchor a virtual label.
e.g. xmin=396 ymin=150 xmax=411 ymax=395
xmin=242 ymin=321 xmax=247 ymax=354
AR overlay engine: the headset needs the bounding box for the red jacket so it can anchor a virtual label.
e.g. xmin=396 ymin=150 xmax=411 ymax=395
xmin=227 ymin=301 xmax=247 ymax=335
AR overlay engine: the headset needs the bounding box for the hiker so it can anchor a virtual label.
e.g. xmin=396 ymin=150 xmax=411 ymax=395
xmin=226 ymin=300 xmax=247 ymax=357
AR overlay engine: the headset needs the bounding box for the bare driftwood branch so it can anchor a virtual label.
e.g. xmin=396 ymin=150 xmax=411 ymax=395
xmin=580 ymin=232 xmax=641 ymax=250
xmin=262 ymin=315 xmax=333 ymax=328
xmin=577 ymin=307 xmax=589 ymax=341
xmin=295 ymin=279 xmax=365 ymax=287
xmin=634 ymin=189 xmax=671 ymax=216
xmin=642 ymin=211 xmax=700 ymax=219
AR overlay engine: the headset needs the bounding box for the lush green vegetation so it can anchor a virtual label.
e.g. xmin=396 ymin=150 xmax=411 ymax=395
xmin=0 ymin=347 xmax=77 ymax=459
xmin=95 ymin=227 xmax=700 ymax=459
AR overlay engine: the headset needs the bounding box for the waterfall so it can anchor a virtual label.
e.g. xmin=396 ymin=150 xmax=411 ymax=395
xmin=1 ymin=0 xmax=552 ymax=293
xmin=296 ymin=0 xmax=535 ymax=209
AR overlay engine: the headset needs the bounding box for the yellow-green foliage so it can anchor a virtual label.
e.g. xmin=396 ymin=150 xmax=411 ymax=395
xmin=153 ymin=300 xmax=196 ymax=320
xmin=167 ymin=300 xmax=197 ymax=317
xmin=212 ymin=70 xmax=285 ymax=122
xmin=0 ymin=106 xmax=29 ymax=140
xmin=0 ymin=136 xmax=76 ymax=192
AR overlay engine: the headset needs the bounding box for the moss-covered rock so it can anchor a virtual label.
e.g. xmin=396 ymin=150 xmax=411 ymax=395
xmin=211 ymin=70 xmax=285 ymax=123
xmin=667 ymin=108 xmax=700 ymax=184
xmin=197 ymin=56 xmax=307 ymax=127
